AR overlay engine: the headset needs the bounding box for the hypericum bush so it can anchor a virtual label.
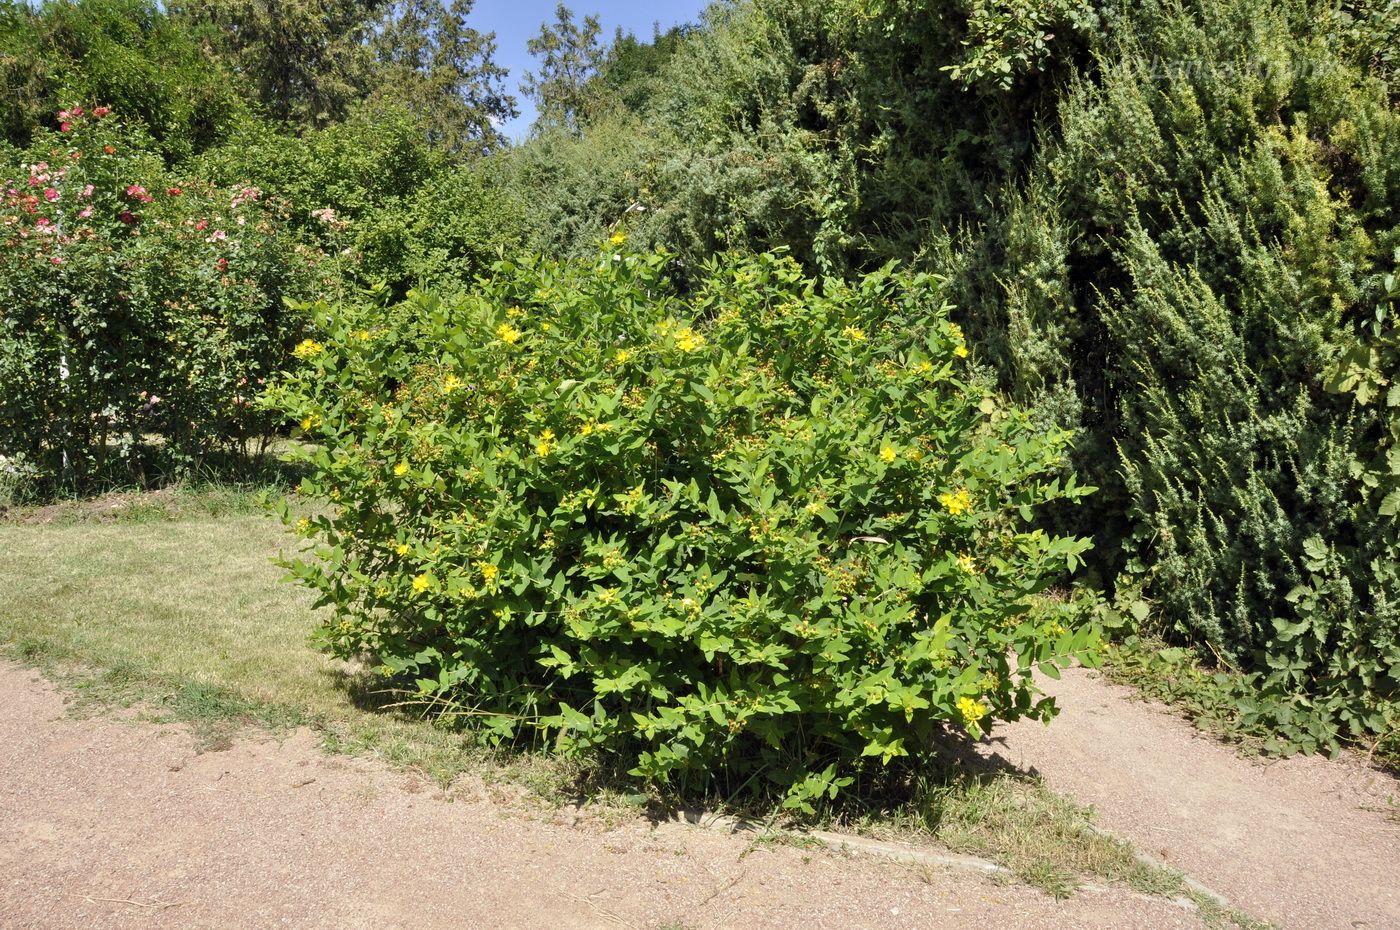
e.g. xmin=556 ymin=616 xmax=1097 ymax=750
xmin=274 ymin=246 xmax=1099 ymax=807
xmin=0 ymin=107 xmax=319 ymax=491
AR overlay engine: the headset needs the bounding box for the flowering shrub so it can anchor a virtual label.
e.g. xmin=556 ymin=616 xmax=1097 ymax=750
xmin=274 ymin=247 xmax=1100 ymax=808
xmin=193 ymin=106 xmax=523 ymax=298
xmin=0 ymin=108 xmax=318 ymax=490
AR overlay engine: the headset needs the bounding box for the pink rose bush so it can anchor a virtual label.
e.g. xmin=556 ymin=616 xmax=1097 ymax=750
xmin=0 ymin=107 xmax=321 ymax=490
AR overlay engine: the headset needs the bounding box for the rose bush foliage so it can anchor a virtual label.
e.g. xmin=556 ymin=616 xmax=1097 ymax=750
xmin=0 ymin=108 xmax=319 ymax=490
xmin=274 ymin=246 xmax=1100 ymax=806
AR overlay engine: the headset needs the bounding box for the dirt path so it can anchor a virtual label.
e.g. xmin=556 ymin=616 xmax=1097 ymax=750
xmin=0 ymin=662 xmax=1204 ymax=930
xmin=983 ymin=668 xmax=1400 ymax=930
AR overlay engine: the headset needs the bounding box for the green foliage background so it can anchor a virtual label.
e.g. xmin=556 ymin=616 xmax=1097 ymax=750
xmin=3 ymin=0 xmax=1398 ymax=760
xmin=0 ymin=0 xmax=249 ymax=160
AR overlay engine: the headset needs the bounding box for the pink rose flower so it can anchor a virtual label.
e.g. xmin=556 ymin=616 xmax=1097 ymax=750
xmin=93 ymin=106 xmax=111 ymax=117
xmin=229 ymin=186 xmax=261 ymax=208
xmin=43 ymin=188 xmax=59 ymax=202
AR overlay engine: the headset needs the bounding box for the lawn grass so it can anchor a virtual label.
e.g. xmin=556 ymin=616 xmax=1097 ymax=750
xmin=0 ymin=503 xmax=485 ymax=779
xmin=0 ymin=492 xmax=1263 ymax=924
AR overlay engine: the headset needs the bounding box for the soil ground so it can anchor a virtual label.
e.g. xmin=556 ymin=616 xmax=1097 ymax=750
xmin=0 ymin=661 xmax=1205 ymax=930
xmin=984 ymin=668 xmax=1400 ymax=930
xmin=4 ymin=663 xmax=1398 ymax=929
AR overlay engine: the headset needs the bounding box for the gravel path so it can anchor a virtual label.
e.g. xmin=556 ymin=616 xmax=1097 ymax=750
xmin=0 ymin=662 xmax=1205 ymax=930
xmin=983 ymin=668 xmax=1400 ymax=930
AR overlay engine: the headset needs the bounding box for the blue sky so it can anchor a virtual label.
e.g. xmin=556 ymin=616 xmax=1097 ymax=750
xmin=471 ymin=0 xmax=711 ymax=139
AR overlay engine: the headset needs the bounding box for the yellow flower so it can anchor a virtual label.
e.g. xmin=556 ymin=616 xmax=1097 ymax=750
xmin=477 ymin=561 xmax=498 ymax=582
xmin=614 ymin=349 xmax=631 ymax=365
xmin=609 ymin=231 xmax=628 ymax=246
xmin=947 ymin=323 xmax=969 ymax=359
xmin=299 ymin=416 xmax=317 ymax=431
xmin=842 ymin=326 xmax=866 ymax=342
xmin=540 ymin=322 xmax=552 ymax=332
xmin=355 ymin=329 xmax=371 ymax=342
xmin=535 ymin=428 xmax=555 ymax=457
xmin=578 ymin=418 xmax=597 ymax=437
xmin=879 ymin=445 xmax=898 ymax=464
xmin=496 ymin=323 xmax=522 ymax=344
xmin=394 ymin=461 xmax=410 ymax=477
xmin=442 ymin=374 xmax=463 ymax=394
xmin=395 ymin=543 xmax=411 ymax=557
xmin=295 ymin=518 xmax=311 ymax=534
xmin=939 ymin=487 xmax=973 ymax=515
xmin=675 ymin=327 xmax=706 ymax=353
xmin=914 ymin=360 xmax=933 ymax=375
xmin=412 ymin=574 xmax=432 ymax=594
xmin=956 ymin=553 xmax=978 ymax=574
xmin=956 ymin=696 xmax=988 ymax=724
xmin=506 ymin=306 xmax=524 ymax=318
xmin=292 ymin=338 xmax=324 ymax=359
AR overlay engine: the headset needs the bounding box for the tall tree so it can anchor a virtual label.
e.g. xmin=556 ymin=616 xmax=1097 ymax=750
xmin=171 ymin=0 xmax=515 ymax=150
xmin=521 ymin=3 xmax=604 ymax=133
xmin=369 ymin=0 xmax=517 ymax=152
xmin=170 ymin=0 xmax=375 ymax=126
xmin=595 ymin=23 xmax=694 ymax=114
